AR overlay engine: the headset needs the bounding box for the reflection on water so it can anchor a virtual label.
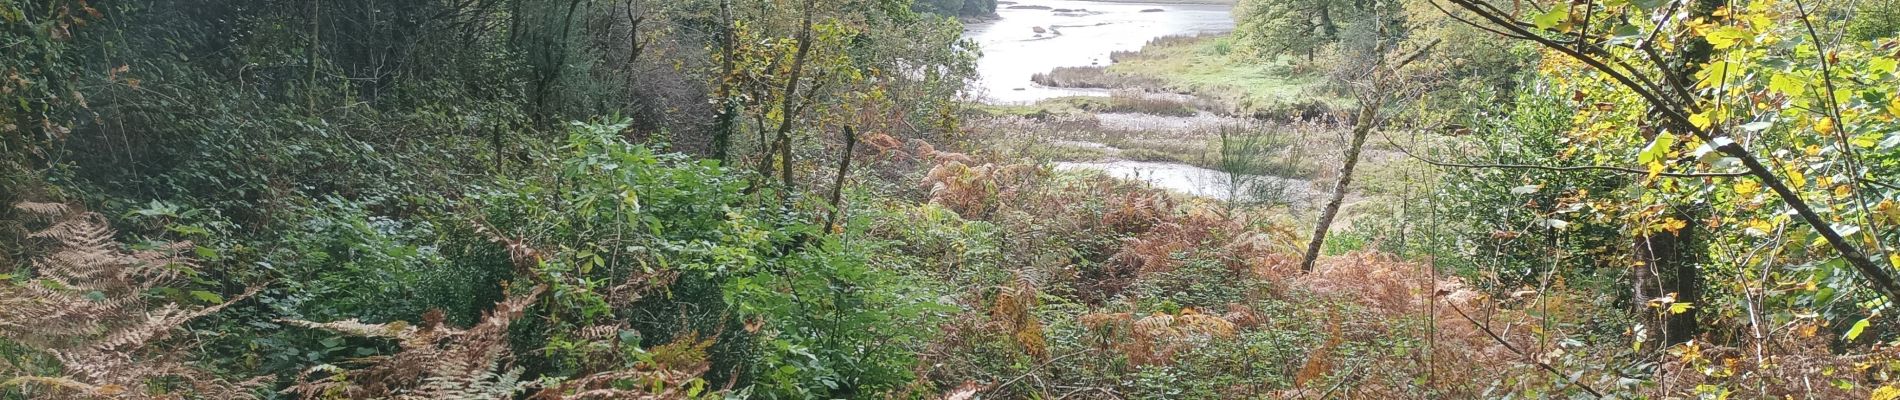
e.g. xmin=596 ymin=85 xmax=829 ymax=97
xmin=962 ymin=0 xmax=1234 ymax=104
xmin=1053 ymin=160 xmax=1319 ymax=204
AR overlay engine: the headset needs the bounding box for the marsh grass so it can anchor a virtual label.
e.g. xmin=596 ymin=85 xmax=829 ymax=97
xmin=1030 ymin=66 xmax=1164 ymax=89
xmin=1103 ymin=34 xmax=1353 ymax=119
xmin=975 ymin=93 xmax=1203 ymax=118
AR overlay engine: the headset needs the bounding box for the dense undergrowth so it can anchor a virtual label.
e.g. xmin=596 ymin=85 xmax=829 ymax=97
xmin=5 ymin=0 xmax=1900 ymax=398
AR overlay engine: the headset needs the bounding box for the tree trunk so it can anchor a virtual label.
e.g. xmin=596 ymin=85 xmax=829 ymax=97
xmin=755 ymin=1 xmax=816 ymax=193
xmin=1631 ymin=0 xmax=1724 ymax=345
xmin=823 ymin=127 xmax=858 ymax=233
xmin=1301 ymin=104 xmax=1378 ymax=272
xmin=710 ymin=0 xmax=736 ymax=162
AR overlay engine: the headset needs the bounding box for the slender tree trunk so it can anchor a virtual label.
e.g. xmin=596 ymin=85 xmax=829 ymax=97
xmin=756 ymin=0 xmax=816 ymax=194
xmin=711 ymin=0 xmax=737 ymax=162
xmin=1301 ymin=104 xmax=1378 ymax=272
xmin=823 ymin=126 xmax=858 ymax=233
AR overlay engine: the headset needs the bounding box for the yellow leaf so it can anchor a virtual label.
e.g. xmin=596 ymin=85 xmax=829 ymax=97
xmin=1690 ymin=111 xmax=1714 ymax=129
xmin=1887 ymin=96 xmax=1900 ymax=118
xmin=1816 ymin=117 xmax=1836 ymax=134
xmin=1846 ymin=318 xmax=1872 ymax=340
xmin=1872 ymin=57 xmax=1899 ymax=75
xmin=1669 ymin=302 xmax=1694 ymax=315
xmin=1735 ymin=179 xmax=1760 ymax=196
xmin=1835 ymin=185 xmax=1854 ymax=198
xmin=1770 ymin=74 xmax=1807 ymax=97
xmin=1660 ymin=218 xmax=1688 ymax=234
xmin=1745 ymin=219 xmax=1774 ymax=236
xmin=1704 ymin=26 xmax=1751 ymax=49
xmin=1872 ymin=385 xmax=1900 ymax=400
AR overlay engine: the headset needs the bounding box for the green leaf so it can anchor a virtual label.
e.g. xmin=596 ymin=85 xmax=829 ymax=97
xmin=1533 ymin=6 xmax=1570 ymax=31
xmin=1639 ymin=133 xmax=1677 ymax=164
xmin=1629 ymin=0 xmax=1666 ymax=11
xmin=1703 ymin=27 xmax=1751 ymax=49
xmin=1769 ymin=74 xmax=1807 ymax=97
xmin=1872 ymin=57 xmax=1898 ymax=75
xmin=190 ymin=290 xmax=225 ymax=304
xmin=193 ymin=246 xmax=219 ymax=259
xmin=1846 ymin=318 xmax=1872 ymax=340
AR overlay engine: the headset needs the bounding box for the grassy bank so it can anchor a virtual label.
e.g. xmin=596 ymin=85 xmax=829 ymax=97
xmin=1029 ymin=34 xmax=1349 ymax=118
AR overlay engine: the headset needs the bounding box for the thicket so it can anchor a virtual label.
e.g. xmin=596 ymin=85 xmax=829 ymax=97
xmin=3 ymin=0 xmax=975 ymax=397
xmin=1240 ymin=0 xmax=1900 ymax=396
xmin=6 ymin=0 xmax=1900 ymax=397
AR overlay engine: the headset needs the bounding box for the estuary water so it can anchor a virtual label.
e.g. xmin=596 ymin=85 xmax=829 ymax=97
xmin=962 ymin=0 xmax=1235 ymax=104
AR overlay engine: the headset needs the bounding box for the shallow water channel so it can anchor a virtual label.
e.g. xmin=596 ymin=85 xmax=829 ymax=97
xmin=965 ymin=1 xmax=1278 ymax=201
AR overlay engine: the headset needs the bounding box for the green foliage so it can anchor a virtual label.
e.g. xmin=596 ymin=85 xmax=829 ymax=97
xmin=1234 ymin=0 xmax=1398 ymax=61
xmin=1850 ymin=0 xmax=1900 ymax=41
xmin=474 ymin=121 xmax=947 ymax=397
xmin=1131 ymin=259 xmax=1256 ymax=311
xmin=267 ymin=198 xmax=495 ymax=325
xmin=727 ymin=235 xmax=950 ymax=398
xmin=913 ymin=0 xmax=996 ymax=17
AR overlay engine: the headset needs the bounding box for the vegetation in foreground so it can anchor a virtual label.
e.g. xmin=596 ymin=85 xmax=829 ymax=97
xmin=2 ymin=0 xmax=1900 ymax=399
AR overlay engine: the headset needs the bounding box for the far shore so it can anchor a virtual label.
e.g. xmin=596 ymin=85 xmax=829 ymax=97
xmin=998 ymin=0 xmax=1237 ymax=6
xmin=1069 ymin=0 xmax=1236 ymax=5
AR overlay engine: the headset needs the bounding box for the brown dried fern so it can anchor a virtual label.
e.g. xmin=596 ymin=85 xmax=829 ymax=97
xmin=0 ymin=202 xmax=264 ymax=399
xmin=286 ymin=283 xmax=546 ymax=400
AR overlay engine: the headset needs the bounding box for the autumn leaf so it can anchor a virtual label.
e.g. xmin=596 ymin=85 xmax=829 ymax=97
xmin=1872 ymin=386 xmax=1900 ymax=400
xmin=1734 ymin=179 xmax=1760 ymax=196
xmin=1769 ymin=74 xmax=1807 ymax=97
xmin=1703 ymin=26 xmax=1751 ymax=49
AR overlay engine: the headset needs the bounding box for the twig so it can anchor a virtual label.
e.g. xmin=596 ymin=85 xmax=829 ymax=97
xmin=1443 ymin=300 xmax=1606 ymax=398
xmin=989 ymin=351 xmax=1092 ymax=395
xmin=1375 ymin=129 xmax=1746 ymax=178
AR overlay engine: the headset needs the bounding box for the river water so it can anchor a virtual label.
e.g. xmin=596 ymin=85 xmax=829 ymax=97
xmin=962 ymin=0 xmax=1235 ymax=104
xmin=962 ymin=0 xmax=1292 ymax=203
